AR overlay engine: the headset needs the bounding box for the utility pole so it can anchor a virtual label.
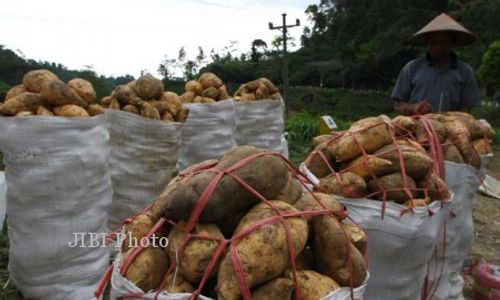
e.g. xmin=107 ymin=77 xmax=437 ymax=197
xmin=269 ymin=13 xmax=300 ymax=118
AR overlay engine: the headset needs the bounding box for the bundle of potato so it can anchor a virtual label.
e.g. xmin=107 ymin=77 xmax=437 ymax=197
xmin=109 ymin=146 xmax=368 ymax=299
xmin=0 ymin=69 xmax=102 ymax=118
xmin=180 ymin=72 xmax=230 ymax=104
xmin=100 ymin=75 xmax=185 ymax=122
xmin=304 ymin=115 xmax=450 ymax=206
xmin=234 ymin=77 xmax=283 ymax=101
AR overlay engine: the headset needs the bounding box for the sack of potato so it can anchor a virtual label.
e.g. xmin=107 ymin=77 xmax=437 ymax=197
xmin=106 ymin=110 xmax=183 ymax=232
xmin=301 ymin=115 xmax=451 ymax=300
xmin=233 ymin=78 xmax=283 ymax=102
xmin=181 ymin=72 xmax=231 ymax=104
xmin=391 ymin=112 xmax=492 ymax=299
xmin=0 ymin=115 xmax=112 ymax=299
xmin=0 ymin=69 xmax=105 ymax=118
xmin=97 ymin=146 xmax=369 ymax=300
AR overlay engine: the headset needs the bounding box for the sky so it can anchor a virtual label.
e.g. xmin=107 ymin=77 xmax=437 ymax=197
xmin=0 ymin=0 xmax=316 ymax=78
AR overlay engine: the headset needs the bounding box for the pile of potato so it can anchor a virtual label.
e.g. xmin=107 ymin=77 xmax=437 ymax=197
xmin=180 ymin=72 xmax=230 ymax=104
xmin=0 ymin=69 xmax=104 ymax=117
xmin=101 ymin=75 xmax=186 ymax=122
xmin=118 ymin=146 xmax=367 ymax=299
xmin=306 ymin=115 xmax=450 ymax=207
xmin=393 ymin=111 xmax=494 ymax=168
xmin=234 ymin=77 xmax=283 ymax=101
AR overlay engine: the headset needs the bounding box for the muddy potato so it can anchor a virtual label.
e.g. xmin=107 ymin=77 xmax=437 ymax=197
xmin=443 ymin=138 xmax=465 ymax=163
xmin=374 ymin=144 xmax=433 ymax=180
xmin=68 ymin=78 xmax=96 ymax=104
xmin=276 ymin=174 xmax=303 ymax=204
xmin=392 ymin=115 xmax=416 ymax=136
xmin=202 ymin=87 xmax=220 ymax=100
xmin=0 ymin=92 xmax=41 ymax=116
xmin=180 ymin=91 xmax=196 ymax=103
xmin=417 ymin=173 xmax=449 ymax=201
xmin=445 ymin=111 xmax=483 ymax=140
xmin=219 ymin=85 xmax=230 ymax=100
xmin=284 ymin=270 xmax=339 ymax=300
xmin=255 ymin=84 xmax=270 ymax=100
xmin=307 ymin=143 xmax=334 ymax=179
xmin=416 ymin=119 xmax=447 ymax=144
xmin=341 ymin=223 xmax=367 ymax=254
xmin=259 ymin=78 xmax=279 ymax=94
xmin=150 ymin=100 xmax=170 ymax=115
xmin=162 ymin=112 xmax=175 ymax=122
xmin=175 ymin=107 xmax=189 ymax=122
xmin=252 ymin=277 xmax=295 ymax=300
xmin=22 ymin=69 xmax=59 ymax=93
xmin=101 ymin=96 xmax=112 ymax=107
xmin=113 ymin=84 xmax=142 ymax=106
xmin=185 ymin=80 xmax=203 ymax=95
xmin=133 ymin=74 xmax=164 ymax=100
xmin=53 ymin=104 xmax=90 ymax=117
xmin=313 ymin=135 xmax=333 ymax=147
xmin=87 ymin=104 xmax=105 ymax=116
xmin=122 ymin=246 xmax=168 ymax=293
xmin=121 ymin=214 xmax=165 ymax=252
xmin=5 ymin=85 xmax=27 ymax=100
xmin=109 ymin=98 xmax=121 ymax=110
xmin=216 ymin=201 xmax=308 ymax=300
xmin=367 ymin=172 xmax=417 ymax=203
xmin=294 ymin=192 xmax=345 ymax=223
xmin=240 ymin=93 xmax=256 ymax=101
xmin=395 ymin=139 xmax=426 ymax=153
xmin=153 ymin=146 xmax=289 ymax=223
xmin=36 ymin=105 xmax=54 ymax=116
xmin=317 ymin=172 xmax=366 ymax=198
xmin=201 ymin=97 xmax=216 ymax=104
xmin=443 ymin=119 xmax=481 ymax=168
xmin=163 ymin=273 xmax=195 ymax=294
xmin=198 ymin=72 xmax=223 ymax=89
xmin=139 ymin=102 xmax=161 ymax=120
xmin=40 ymin=79 xmax=88 ymax=108
xmin=123 ymin=104 xmax=139 ymax=115
xmin=473 ymin=138 xmax=492 ymax=155
xmin=342 ymin=155 xmax=393 ymax=180
xmin=270 ymin=92 xmax=283 ymax=101
xmin=161 ymin=91 xmax=182 ymax=116
xmin=167 ymin=223 xmax=224 ymax=283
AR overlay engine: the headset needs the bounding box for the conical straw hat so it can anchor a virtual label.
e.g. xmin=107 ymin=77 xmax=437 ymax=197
xmin=408 ymin=13 xmax=475 ymax=46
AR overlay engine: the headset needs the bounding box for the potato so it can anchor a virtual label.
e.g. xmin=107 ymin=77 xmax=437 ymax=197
xmin=0 ymin=92 xmax=41 ymax=116
xmin=161 ymin=91 xmax=182 ymax=116
xmin=240 ymin=93 xmax=256 ymax=101
xmin=284 ymin=270 xmax=339 ymax=300
xmin=367 ymin=172 xmax=417 ymax=203
xmin=40 ymin=79 xmax=88 ymax=108
xmin=341 ymin=223 xmax=367 ymax=254
xmin=122 ymin=246 xmax=168 ymax=293
xmin=198 ymin=72 xmax=223 ymax=89
xmin=234 ymin=84 xmax=248 ymax=97
xmin=109 ymin=98 xmax=121 ymax=110
xmin=22 ymin=69 xmax=59 ymax=93
xmin=473 ymin=138 xmax=492 ymax=155
xmin=181 ymin=91 xmax=196 ymax=103
xmin=175 ymin=107 xmax=189 ymax=122
xmin=121 ymin=214 xmax=163 ymax=252
xmin=317 ymin=172 xmax=366 ymax=198
xmin=255 ymin=84 xmax=270 ymax=100
xmin=327 ymin=115 xmax=393 ymax=162
xmin=403 ymin=198 xmax=431 ymax=208
xmin=36 ymin=105 xmax=54 ymax=116
xmin=392 ymin=115 xmax=416 ymax=136
xmin=307 ymin=143 xmax=334 ymax=179
xmin=202 ymin=87 xmax=220 ymax=100
xmin=167 ymin=223 xmax=224 ymax=283
xmin=443 ymin=138 xmax=465 ymax=163
xmin=479 ymin=122 xmax=495 ymax=141
xmin=417 ymin=173 xmax=449 ymax=201
xmin=67 ymin=78 xmax=96 ymax=104
xmin=294 ymin=192 xmax=344 ymax=223
xmin=395 ymin=139 xmax=426 ymax=153
xmin=87 ymin=104 xmax=105 ymax=116
xmin=16 ymin=111 xmax=33 ymax=117
xmin=162 ymin=112 xmax=175 ymax=122
xmin=219 ymin=85 xmax=230 ymax=100
xmin=259 ymin=78 xmax=279 ymax=94
xmin=342 ymin=155 xmax=393 ymax=180
xmin=122 ymin=104 xmax=139 ymax=115
xmin=445 ymin=111 xmax=483 ymax=140
xmin=163 ymin=273 xmax=195 ymax=294
xmin=139 ymin=102 xmax=161 ymax=120
xmin=252 ymin=277 xmax=294 ymax=300
xmin=53 ymin=104 xmax=90 ymax=117
xmin=185 ymin=80 xmax=203 ymax=95
xmin=269 ymin=92 xmax=283 ymax=101
xmin=416 ymin=119 xmax=446 ymax=145
xmin=101 ymin=96 xmax=112 ymax=107
xmin=153 ymin=146 xmax=289 ymax=223
xmin=216 ymin=201 xmax=308 ymax=300
xmin=313 ymin=135 xmax=333 ymax=147
xmin=374 ymin=144 xmax=433 ymax=180
xmin=443 ymin=119 xmax=481 ymax=168
xmin=276 ymin=175 xmax=303 ymax=204
xmin=133 ymin=75 xmax=164 ymax=100
xmin=113 ymin=84 xmax=142 ymax=106
xmin=150 ymin=100 xmax=170 ymax=115
xmin=5 ymin=84 xmax=26 ymax=100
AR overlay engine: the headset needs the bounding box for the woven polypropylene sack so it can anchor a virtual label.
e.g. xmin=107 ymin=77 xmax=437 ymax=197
xmin=107 ymin=110 xmax=183 ymax=231
xmin=0 ymin=115 xmax=112 ymax=300
xmin=0 ymin=171 xmax=5 ymax=231
xmin=234 ymin=100 xmax=285 ymax=154
xmin=428 ymin=156 xmax=489 ymax=300
xmin=177 ymin=100 xmax=237 ymax=171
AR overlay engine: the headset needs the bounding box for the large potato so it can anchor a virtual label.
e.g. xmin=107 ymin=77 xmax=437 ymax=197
xmin=122 ymin=246 xmax=168 ymax=293
xmin=152 ymin=146 xmax=289 ymax=223
xmin=167 ymin=223 xmax=224 ymax=283
xmin=113 ymin=84 xmax=142 ymax=106
xmin=255 ymin=84 xmax=270 ymax=100
xmin=163 ymin=273 xmax=195 ymax=294
xmin=87 ymin=104 xmax=105 ymax=116
xmin=198 ymin=72 xmax=223 ymax=89
xmin=367 ymin=172 xmax=417 ymax=203
xmin=327 ymin=115 xmax=393 ymax=162
xmin=133 ymin=75 xmax=164 ymax=100
xmin=313 ymin=135 xmax=333 ymax=147
xmin=139 ymin=102 xmax=161 ymax=120
xmin=392 ymin=115 xmax=416 ymax=136
xmin=251 ymin=277 xmax=294 ymax=300
xmin=101 ymin=96 xmax=112 ymax=107
xmin=175 ymin=107 xmax=189 ymax=122
xmin=341 ymin=223 xmax=367 ymax=254
xmin=121 ymin=214 xmax=166 ymax=252
xmin=258 ymin=78 xmax=279 ymax=94
xmin=342 ymin=155 xmax=393 ymax=180
xmin=374 ymin=144 xmax=433 ymax=180
xmin=317 ymin=172 xmax=366 ymax=198
xmin=160 ymin=91 xmax=182 ymax=116
xmin=219 ymin=85 xmax=230 ymax=100
xmin=40 ymin=79 xmax=88 ymax=108
xmin=53 ymin=104 xmax=90 ymax=117
xmin=276 ymin=174 xmax=303 ymax=204
xmin=417 ymin=173 xmax=449 ymax=201
xmin=307 ymin=143 xmax=334 ymax=179
xmin=185 ymin=80 xmax=203 ymax=95
xmin=22 ymin=69 xmax=59 ymax=93
xmin=285 ymin=270 xmax=339 ymax=300
xmin=416 ymin=119 xmax=447 ymax=145
xmin=36 ymin=105 xmax=54 ymax=116
xmin=294 ymin=192 xmax=344 ymax=223
xmin=202 ymin=87 xmax=220 ymax=100
xmin=180 ymin=91 xmax=196 ymax=103
xmin=162 ymin=112 xmax=175 ymax=122
xmin=122 ymin=104 xmax=139 ymax=115
xmin=0 ymin=92 xmax=41 ymax=116
xmin=67 ymin=78 xmax=96 ymax=104
xmin=443 ymin=138 xmax=464 ymax=163
xmin=443 ymin=119 xmax=481 ymax=168
xmin=473 ymin=138 xmax=492 ymax=155
xmin=216 ymin=201 xmax=308 ymax=300
xmin=5 ymin=84 xmax=26 ymax=100
xmin=445 ymin=111 xmax=483 ymax=140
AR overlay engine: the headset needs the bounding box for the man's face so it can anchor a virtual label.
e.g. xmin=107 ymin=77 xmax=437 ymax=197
xmin=427 ymin=33 xmax=453 ymax=62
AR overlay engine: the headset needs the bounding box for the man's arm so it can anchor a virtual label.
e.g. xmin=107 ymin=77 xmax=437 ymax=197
xmin=394 ymin=100 xmax=432 ymax=115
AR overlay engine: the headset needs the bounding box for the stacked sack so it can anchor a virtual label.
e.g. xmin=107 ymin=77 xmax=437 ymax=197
xmin=100 ymin=146 xmax=369 ymax=300
xmin=302 ymin=115 xmax=450 ymax=300
xmin=102 ymin=74 xmax=186 ymax=122
xmin=0 ymin=69 xmax=104 ymax=117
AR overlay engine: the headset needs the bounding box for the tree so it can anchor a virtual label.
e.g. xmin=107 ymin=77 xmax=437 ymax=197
xmin=157 ymin=55 xmax=176 ymax=80
xmin=250 ymin=39 xmax=267 ymax=62
xmin=477 ymin=40 xmax=500 ymax=88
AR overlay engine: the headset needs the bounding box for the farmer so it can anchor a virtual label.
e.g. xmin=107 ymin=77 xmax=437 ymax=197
xmin=392 ymin=13 xmax=480 ymax=115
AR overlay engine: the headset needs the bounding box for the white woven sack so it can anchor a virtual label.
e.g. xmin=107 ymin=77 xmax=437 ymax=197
xmin=0 ymin=115 xmax=112 ymax=300
xmin=0 ymin=171 xmax=5 ymax=231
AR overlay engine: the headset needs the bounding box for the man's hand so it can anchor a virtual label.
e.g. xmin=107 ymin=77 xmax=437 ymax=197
xmin=394 ymin=100 xmax=432 ymax=116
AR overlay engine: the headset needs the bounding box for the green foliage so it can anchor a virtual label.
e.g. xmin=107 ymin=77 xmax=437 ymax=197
xmin=0 ymin=81 xmax=11 ymax=101
xmin=477 ymin=40 xmax=500 ymax=88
